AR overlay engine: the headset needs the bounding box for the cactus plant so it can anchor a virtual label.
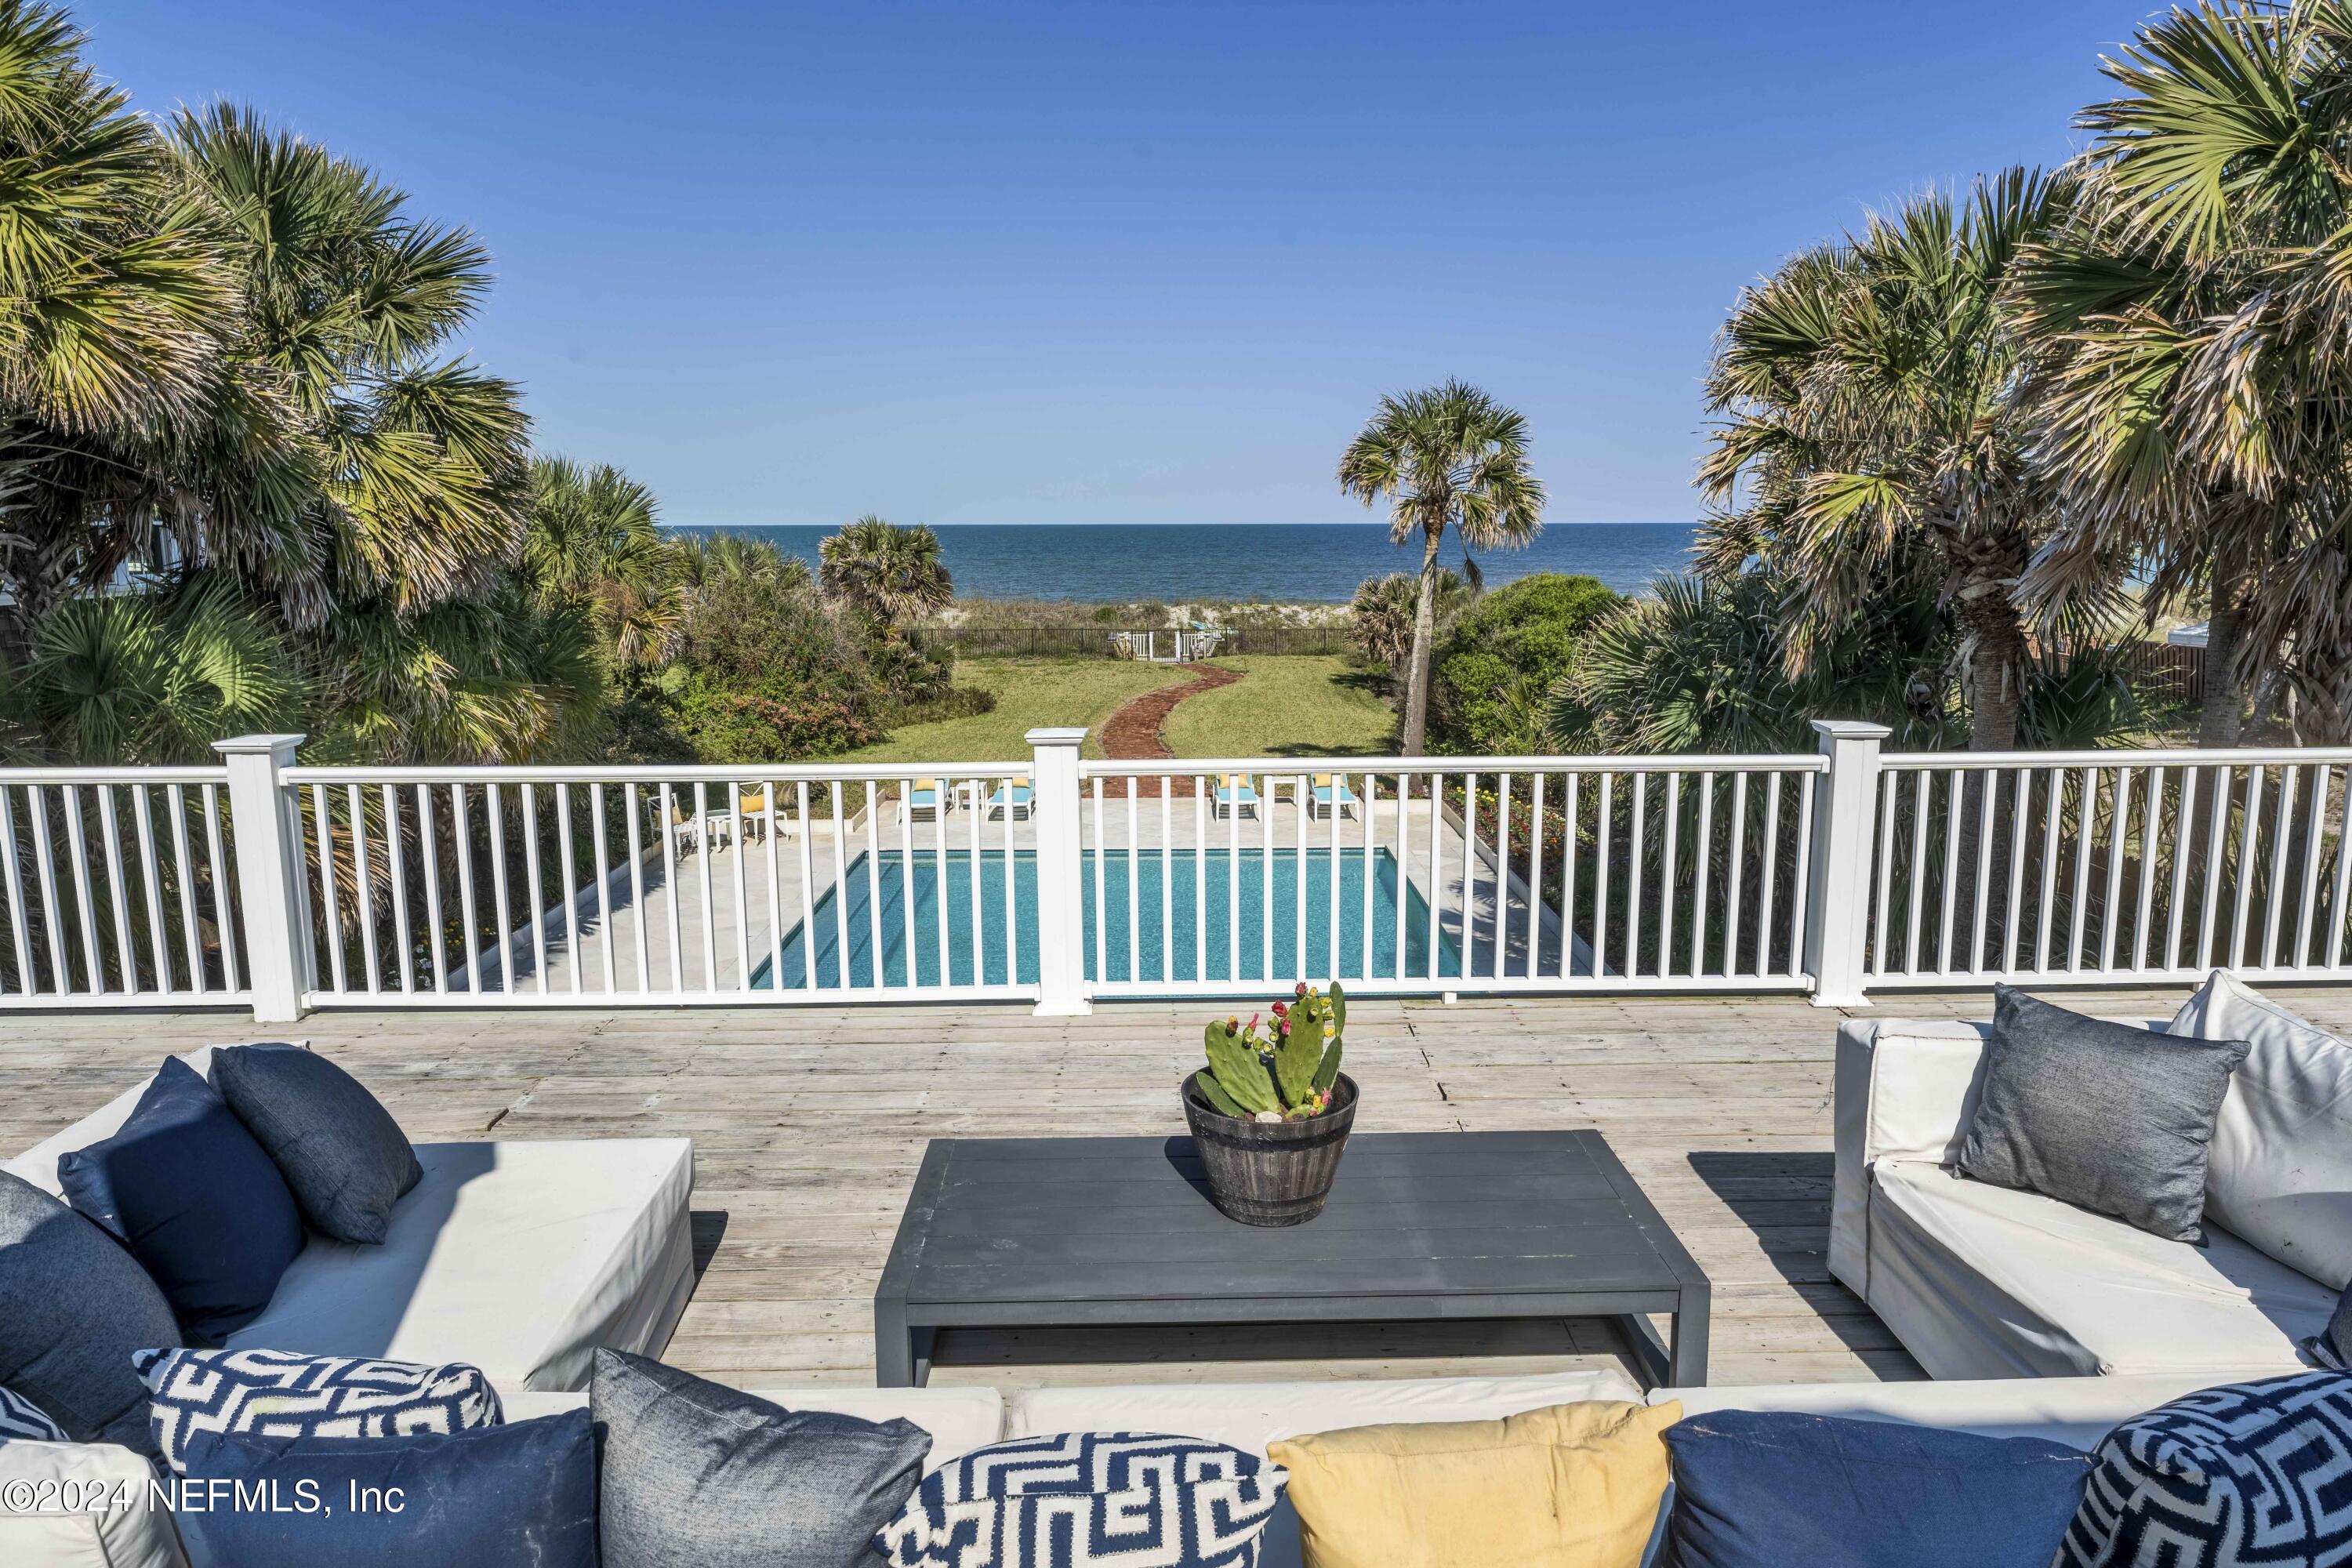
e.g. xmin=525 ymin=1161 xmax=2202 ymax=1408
xmin=1196 ymin=982 xmax=1346 ymax=1121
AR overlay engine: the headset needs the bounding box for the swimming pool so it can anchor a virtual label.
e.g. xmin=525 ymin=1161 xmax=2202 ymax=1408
xmin=750 ymin=848 xmax=1460 ymax=990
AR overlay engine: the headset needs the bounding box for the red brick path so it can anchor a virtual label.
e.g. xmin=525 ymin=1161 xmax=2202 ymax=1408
xmin=1092 ymin=662 xmax=1243 ymax=796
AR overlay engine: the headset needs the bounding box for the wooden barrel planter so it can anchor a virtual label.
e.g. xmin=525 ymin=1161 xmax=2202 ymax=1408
xmin=1180 ymin=1072 xmax=1359 ymax=1226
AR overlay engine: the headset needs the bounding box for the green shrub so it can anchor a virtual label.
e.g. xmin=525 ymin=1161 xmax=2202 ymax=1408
xmin=1429 ymin=574 xmax=1622 ymax=752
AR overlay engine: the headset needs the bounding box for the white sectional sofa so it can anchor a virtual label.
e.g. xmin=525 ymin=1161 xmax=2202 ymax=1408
xmin=1 ymin=1047 xmax=695 ymax=1392
xmin=1830 ymin=978 xmax=2350 ymax=1381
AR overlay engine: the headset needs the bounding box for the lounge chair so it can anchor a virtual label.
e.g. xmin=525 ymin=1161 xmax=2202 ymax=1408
xmin=1212 ymin=773 xmax=1259 ymax=820
xmin=985 ymin=782 xmax=1034 ymax=821
xmin=1308 ymin=772 xmax=1358 ymax=820
xmin=904 ymin=778 xmax=949 ymax=823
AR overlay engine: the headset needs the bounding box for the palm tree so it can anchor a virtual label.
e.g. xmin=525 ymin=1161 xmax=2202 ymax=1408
xmin=1337 ymin=381 xmax=1545 ymax=754
xmin=1700 ymin=169 xmax=2072 ymax=750
xmin=1347 ymin=568 xmax=1472 ymax=688
xmin=526 ymin=456 xmax=684 ymax=673
xmin=2008 ymin=0 xmax=2352 ymax=746
xmin=818 ymin=516 xmax=954 ymax=628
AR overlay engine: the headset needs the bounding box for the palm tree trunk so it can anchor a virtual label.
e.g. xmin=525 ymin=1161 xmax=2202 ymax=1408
xmin=1955 ymin=584 xmax=2027 ymax=750
xmin=1400 ymin=525 xmax=1445 ymax=755
xmin=2198 ymin=537 xmax=2249 ymax=748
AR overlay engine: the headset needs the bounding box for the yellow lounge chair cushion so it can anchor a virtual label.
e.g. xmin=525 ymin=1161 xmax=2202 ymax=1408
xmin=1267 ymin=1399 xmax=1680 ymax=1568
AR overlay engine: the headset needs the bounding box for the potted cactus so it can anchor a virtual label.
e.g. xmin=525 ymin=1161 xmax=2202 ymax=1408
xmin=1181 ymin=982 xmax=1359 ymax=1226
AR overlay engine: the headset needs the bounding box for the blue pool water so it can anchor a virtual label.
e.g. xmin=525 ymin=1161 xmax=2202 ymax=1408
xmin=752 ymin=848 xmax=1461 ymax=990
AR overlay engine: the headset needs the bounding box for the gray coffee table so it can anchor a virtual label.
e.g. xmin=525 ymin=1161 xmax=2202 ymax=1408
xmin=873 ymin=1129 xmax=1709 ymax=1388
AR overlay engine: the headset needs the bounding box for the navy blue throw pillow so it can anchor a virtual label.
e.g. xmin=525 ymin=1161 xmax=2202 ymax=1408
xmin=56 ymin=1057 xmax=306 ymax=1342
xmin=212 ymin=1044 xmax=421 ymax=1244
xmin=172 ymin=1407 xmax=595 ymax=1568
xmin=1662 ymin=1409 xmax=2093 ymax=1568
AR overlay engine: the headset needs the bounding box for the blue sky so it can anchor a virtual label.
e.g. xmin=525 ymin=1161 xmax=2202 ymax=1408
xmin=80 ymin=1 xmax=2132 ymax=528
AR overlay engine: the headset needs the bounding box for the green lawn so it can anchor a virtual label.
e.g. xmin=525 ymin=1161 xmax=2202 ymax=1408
xmin=1160 ymin=655 xmax=1396 ymax=758
xmin=839 ymin=657 xmax=1193 ymax=763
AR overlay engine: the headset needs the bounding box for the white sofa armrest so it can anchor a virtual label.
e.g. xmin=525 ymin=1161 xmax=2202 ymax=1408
xmin=1828 ymin=1018 xmax=1991 ymax=1296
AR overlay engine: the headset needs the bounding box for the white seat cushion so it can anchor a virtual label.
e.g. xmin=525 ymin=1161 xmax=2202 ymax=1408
xmin=1007 ymin=1369 xmax=1645 ymax=1459
xmin=224 ymin=1137 xmax=695 ymax=1392
xmin=2171 ymin=971 xmax=2352 ymax=1290
xmin=1649 ymin=1371 xmax=2244 ymax=1450
xmin=1865 ymin=1160 xmax=2330 ymax=1379
xmin=503 ymin=1383 xmax=1005 ymax=1468
xmin=0 ymin=1438 xmax=187 ymax=1568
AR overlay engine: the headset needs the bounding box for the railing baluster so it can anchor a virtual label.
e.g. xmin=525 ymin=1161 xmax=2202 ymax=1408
xmin=586 ymin=782 xmax=613 ymax=993
xmin=2035 ymin=768 xmax=2063 ymax=972
xmin=488 ymin=782 xmax=514 ymax=996
xmin=1426 ymin=771 xmax=1443 ymax=981
xmin=1759 ymin=772 xmax=1784 ymax=977
xmin=1936 ymin=770 xmax=1962 ymax=975
xmin=1593 ymin=772 xmax=1612 ymax=980
xmin=735 ymin=785 xmax=755 ymax=990
xmin=1000 ymin=772 xmax=1018 ymax=987
xmin=1327 ymin=771 xmax=1342 ymax=982
xmin=61 ymin=788 xmax=103 ymax=993
xmin=2003 ymin=768 xmax=2030 ymax=974
xmin=554 ymin=783 xmax=581 ymax=995
xmin=1128 ymin=782 xmax=1142 ymax=985
xmin=205 ymin=782 xmax=239 ymax=992
xmin=2198 ymin=764 xmax=2229 ymax=969
xmin=1903 ymin=769 xmax=1928 ymax=977
xmin=1360 ymin=773 xmax=1377 ymax=982
xmin=2101 ymin=768 xmax=2132 ymax=972
xmin=0 ymin=787 xmax=31 ymax=994
xmin=96 ymin=787 xmax=133 ymax=992
xmin=2134 ymin=767 xmax=2161 ymax=974
xmin=1090 ymin=777 xmax=1105 ymax=986
xmin=1193 ymin=776 xmax=1207 ymax=982
xmin=1969 ymin=769 xmax=1995 ymax=975
xmin=1392 ymin=771 xmax=1408 ymax=980
xmin=2166 ymin=767 xmax=2196 ymax=973
xmin=2231 ymin=765 xmax=2264 ymax=970
xmin=827 ymin=784 xmax=850 ymax=991
xmin=1529 ymin=771 xmax=1548 ymax=981
xmin=768 ymin=780 xmax=789 ymax=992
xmin=2262 ymin=764 xmax=2297 ymax=970
xmin=630 ymin=785 xmax=659 ymax=992
xmin=522 ymin=784 xmax=549 ymax=995
xmin=1726 ymin=771 xmax=1749 ymax=978
xmin=1624 ymin=774 xmax=1643 ymax=979
xmin=1294 ymin=771 xmax=1308 ymax=981
xmin=29 ymin=787 xmax=67 ymax=993
xmin=1152 ymin=777 xmax=1171 ymax=987
xmin=453 ymin=785 xmax=482 ymax=997
xmin=312 ymin=784 xmax=346 ymax=996
xmin=2331 ymin=764 xmax=2352 ymax=970
xmin=1692 ymin=774 xmax=1714 ymax=978
xmin=1658 ymin=774 xmax=1679 ymax=979
xmin=169 ymin=784 xmax=202 ymax=993
xmin=1261 ymin=771 xmax=1275 ymax=983
xmin=1561 ymin=773 xmax=1579 ymax=976
xmin=933 ymin=779 xmax=951 ymax=989
xmin=2296 ymin=764 xmax=2330 ymax=969
xmin=132 ymin=786 xmax=170 ymax=993
xmin=1789 ymin=771 xmax=1817 ymax=978
xmin=381 ymin=785 xmax=409 ymax=992
xmin=801 ymin=782 xmax=822 ymax=991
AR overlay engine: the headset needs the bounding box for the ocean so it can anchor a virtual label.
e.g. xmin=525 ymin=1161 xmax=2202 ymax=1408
xmin=666 ymin=522 xmax=1696 ymax=603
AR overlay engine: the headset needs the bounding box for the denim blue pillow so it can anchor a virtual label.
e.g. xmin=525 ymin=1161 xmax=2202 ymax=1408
xmin=172 ymin=1408 xmax=594 ymax=1568
xmin=1662 ymin=1409 xmax=2093 ymax=1568
xmin=592 ymin=1348 xmax=929 ymax=1567
xmin=56 ymin=1057 xmax=306 ymax=1342
xmin=0 ymin=1169 xmax=180 ymax=1452
xmin=211 ymin=1045 xmax=421 ymax=1244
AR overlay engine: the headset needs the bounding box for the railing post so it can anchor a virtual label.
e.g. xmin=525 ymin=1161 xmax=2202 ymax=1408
xmin=216 ymin=734 xmax=313 ymax=1023
xmin=1027 ymin=726 xmax=1092 ymax=1016
xmin=1804 ymin=719 xmax=1890 ymax=1008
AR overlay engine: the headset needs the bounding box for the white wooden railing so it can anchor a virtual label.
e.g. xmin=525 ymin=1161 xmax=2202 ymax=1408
xmin=0 ymin=721 xmax=2346 ymax=1019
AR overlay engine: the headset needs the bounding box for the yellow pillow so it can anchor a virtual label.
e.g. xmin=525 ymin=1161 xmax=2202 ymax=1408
xmin=1266 ymin=1399 xmax=1682 ymax=1568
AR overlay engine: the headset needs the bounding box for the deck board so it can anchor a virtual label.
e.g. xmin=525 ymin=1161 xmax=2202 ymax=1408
xmin=4 ymin=983 xmax=2347 ymax=1392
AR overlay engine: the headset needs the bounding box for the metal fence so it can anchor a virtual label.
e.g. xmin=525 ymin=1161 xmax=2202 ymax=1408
xmin=0 ymin=722 xmax=2346 ymax=1019
xmin=926 ymin=626 xmax=1350 ymax=658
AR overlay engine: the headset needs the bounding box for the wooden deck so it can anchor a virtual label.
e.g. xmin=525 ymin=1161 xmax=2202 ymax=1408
xmin=7 ymin=984 xmax=2347 ymax=1392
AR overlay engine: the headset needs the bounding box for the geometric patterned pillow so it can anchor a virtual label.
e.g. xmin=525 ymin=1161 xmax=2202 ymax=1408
xmin=132 ymin=1346 xmax=502 ymax=1473
xmin=2056 ymin=1370 xmax=2352 ymax=1566
xmin=874 ymin=1431 xmax=1288 ymax=1568
xmin=0 ymin=1383 xmax=67 ymax=1442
